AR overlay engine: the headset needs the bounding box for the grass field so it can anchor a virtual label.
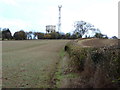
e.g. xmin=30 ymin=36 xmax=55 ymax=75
xmin=2 ymin=40 xmax=69 ymax=88
xmin=2 ymin=39 xmax=119 ymax=88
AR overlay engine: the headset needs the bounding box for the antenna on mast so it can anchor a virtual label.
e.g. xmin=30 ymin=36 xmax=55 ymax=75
xmin=58 ymin=5 xmax=62 ymax=32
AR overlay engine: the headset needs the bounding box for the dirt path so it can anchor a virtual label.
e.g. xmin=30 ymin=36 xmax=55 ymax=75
xmin=2 ymin=40 xmax=69 ymax=88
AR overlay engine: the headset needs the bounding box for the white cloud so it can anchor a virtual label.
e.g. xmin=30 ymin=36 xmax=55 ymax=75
xmin=0 ymin=18 xmax=32 ymax=34
xmin=0 ymin=0 xmax=119 ymax=37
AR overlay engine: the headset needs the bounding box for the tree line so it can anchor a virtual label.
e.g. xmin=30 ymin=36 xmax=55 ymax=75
xmin=1 ymin=28 xmax=117 ymax=40
xmin=0 ymin=21 xmax=118 ymax=40
xmin=1 ymin=28 xmax=78 ymax=40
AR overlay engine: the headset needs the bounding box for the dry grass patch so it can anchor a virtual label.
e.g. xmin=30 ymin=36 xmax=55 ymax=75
xmin=2 ymin=40 xmax=69 ymax=88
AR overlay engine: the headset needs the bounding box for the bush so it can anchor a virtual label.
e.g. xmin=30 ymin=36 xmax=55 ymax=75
xmin=65 ymin=41 xmax=120 ymax=88
xmin=65 ymin=41 xmax=89 ymax=71
xmin=37 ymin=33 xmax=44 ymax=39
xmin=44 ymin=34 xmax=51 ymax=39
xmin=14 ymin=30 xmax=27 ymax=40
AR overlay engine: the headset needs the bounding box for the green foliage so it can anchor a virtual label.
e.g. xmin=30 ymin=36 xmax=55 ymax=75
xmin=49 ymin=32 xmax=59 ymax=39
xmin=44 ymin=34 xmax=51 ymax=39
xmin=2 ymin=28 xmax=13 ymax=40
xmin=14 ymin=30 xmax=27 ymax=40
xmin=65 ymin=42 xmax=89 ymax=71
xmin=65 ymin=33 xmax=71 ymax=39
xmin=94 ymin=33 xmax=108 ymax=39
xmin=70 ymin=34 xmax=77 ymax=39
xmin=37 ymin=32 xmax=44 ymax=39
xmin=59 ymin=49 xmax=65 ymax=58
xmin=91 ymin=49 xmax=105 ymax=64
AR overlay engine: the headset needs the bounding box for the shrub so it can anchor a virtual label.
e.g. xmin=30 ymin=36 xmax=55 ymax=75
xmin=44 ymin=34 xmax=51 ymax=39
xmin=65 ymin=41 xmax=89 ymax=71
xmin=14 ymin=30 xmax=27 ymax=40
xmin=65 ymin=41 xmax=120 ymax=88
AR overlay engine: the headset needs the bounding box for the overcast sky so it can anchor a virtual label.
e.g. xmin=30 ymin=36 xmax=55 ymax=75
xmin=0 ymin=0 xmax=119 ymax=37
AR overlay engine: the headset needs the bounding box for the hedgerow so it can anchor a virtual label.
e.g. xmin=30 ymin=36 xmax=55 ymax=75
xmin=65 ymin=40 xmax=120 ymax=88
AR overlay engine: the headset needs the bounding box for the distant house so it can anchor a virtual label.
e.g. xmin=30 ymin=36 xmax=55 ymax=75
xmin=46 ymin=25 xmax=56 ymax=33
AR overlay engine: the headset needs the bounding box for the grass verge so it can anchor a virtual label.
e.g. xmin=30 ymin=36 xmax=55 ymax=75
xmin=52 ymin=48 xmax=80 ymax=88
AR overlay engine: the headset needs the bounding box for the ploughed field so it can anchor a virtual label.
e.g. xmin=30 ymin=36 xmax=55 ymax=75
xmin=2 ymin=40 xmax=69 ymax=88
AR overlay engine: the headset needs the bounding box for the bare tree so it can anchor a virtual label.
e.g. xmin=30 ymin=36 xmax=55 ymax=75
xmin=73 ymin=21 xmax=101 ymax=37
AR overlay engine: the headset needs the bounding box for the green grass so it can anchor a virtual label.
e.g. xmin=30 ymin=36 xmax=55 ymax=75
xmin=53 ymin=48 xmax=80 ymax=88
xmin=59 ymin=48 xmax=65 ymax=58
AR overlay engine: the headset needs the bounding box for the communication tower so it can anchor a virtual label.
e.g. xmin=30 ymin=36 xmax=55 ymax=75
xmin=58 ymin=5 xmax=62 ymax=32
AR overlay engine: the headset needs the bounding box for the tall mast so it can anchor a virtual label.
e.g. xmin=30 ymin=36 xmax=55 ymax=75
xmin=58 ymin=5 xmax=62 ymax=32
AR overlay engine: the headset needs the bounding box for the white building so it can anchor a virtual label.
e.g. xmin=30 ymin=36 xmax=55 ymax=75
xmin=46 ymin=25 xmax=56 ymax=33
